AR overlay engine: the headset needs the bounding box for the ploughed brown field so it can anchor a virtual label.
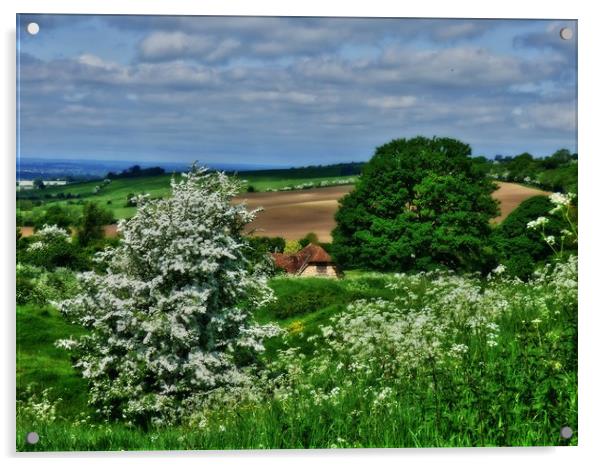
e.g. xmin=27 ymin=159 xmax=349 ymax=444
xmin=239 ymin=181 xmax=550 ymax=241
xmin=19 ymin=182 xmax=550 ymax=241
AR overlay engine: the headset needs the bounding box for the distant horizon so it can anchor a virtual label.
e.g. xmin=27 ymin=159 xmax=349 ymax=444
xmin=18 ymin=143 xmax=577 ymax=170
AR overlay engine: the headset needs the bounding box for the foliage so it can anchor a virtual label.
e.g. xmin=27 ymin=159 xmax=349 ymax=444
xmin=332 ymin=136 xmax=499 ymax=272
xmin=77 ymin=202 xmax=115 ymax=247
xmin=33 ymin=204 xmax=78 ymax=231
xmin=299 ymin=232 xmax=319 ymax=248
xmin=493 ymin=193 xmax=577 ymax=278
xmin=107 ymin=165 xmax=165 ymax=179
xmin=18 ymin=225 xmax=88 ymax=271
xmin=125 ymin=193 xmax=136 ymax=207
xmin=247 ymin=236 xmax=285 ymax=254
xmin=258 ymin=275 xmax=395 ymax=320
xmin=284 ymin=240 xmax=302 ymax=254
xmin=236 ymin=162 xmax=364 ymax=180
xmin=537 ymin=164 xmax=578 ymax=193
xmin=56 ymin=167 xmax=280 ymax=425
xmin=245 ymin=236 xmax=285 ymax=274
xmin=16 ymin=264 xmax=78 ymax=305
xmin=490 ymin=148 xmax=577 ymax=193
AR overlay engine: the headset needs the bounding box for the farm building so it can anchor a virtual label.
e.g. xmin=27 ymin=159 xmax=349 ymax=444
xmin=272 ymin=244 xmax=341 ymax=278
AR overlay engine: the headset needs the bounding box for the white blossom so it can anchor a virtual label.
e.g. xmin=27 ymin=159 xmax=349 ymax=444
xmin=57 ymin=165 xmax=280 ymax=425
xmin=526 ymin=216 xmax=549 ymax=230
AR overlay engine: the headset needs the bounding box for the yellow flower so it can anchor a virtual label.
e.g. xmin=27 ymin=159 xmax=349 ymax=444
xmin=288 ymin=320 xmax=304 ymax=335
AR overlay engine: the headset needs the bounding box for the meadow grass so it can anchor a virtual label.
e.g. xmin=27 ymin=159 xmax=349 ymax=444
xmin=16 ymin=265 xmax=577 ymax=451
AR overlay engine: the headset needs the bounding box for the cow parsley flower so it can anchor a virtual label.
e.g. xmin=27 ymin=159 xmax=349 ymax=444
xmin=527 ymin=217 xmax=549 ymax=230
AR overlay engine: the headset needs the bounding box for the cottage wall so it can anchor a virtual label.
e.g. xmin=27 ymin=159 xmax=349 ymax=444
xmin=299 ymin=264 xmax=339 ymax=278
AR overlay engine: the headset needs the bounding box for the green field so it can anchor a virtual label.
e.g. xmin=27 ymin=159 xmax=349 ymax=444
xmin=17 ymin=265 xmax=577 ymax=451
xmin=17 ymin=172 xmax=358 ymax=224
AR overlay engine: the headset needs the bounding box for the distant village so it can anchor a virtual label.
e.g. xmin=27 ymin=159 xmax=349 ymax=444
xmin=17 ymin=179 xmax=68 ymax=190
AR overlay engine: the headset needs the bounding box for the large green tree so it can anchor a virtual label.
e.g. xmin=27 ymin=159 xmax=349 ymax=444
xmin=331 ymin=136 xmax=499 ymax=272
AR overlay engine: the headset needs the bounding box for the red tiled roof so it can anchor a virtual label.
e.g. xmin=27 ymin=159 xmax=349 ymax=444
xmin=271 ymin=244 xmax=333 ymax=274
xmin=297 ymin=244 xmax=332 ymax=263
xmin=271 ymin=253 xmax=303 ymax=274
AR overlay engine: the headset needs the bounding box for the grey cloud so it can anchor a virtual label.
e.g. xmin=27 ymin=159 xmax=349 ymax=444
xmin=123 ymin=17 xmax=498 ymax=64
xmin=18 ymin=18 xmax=576 ymax=162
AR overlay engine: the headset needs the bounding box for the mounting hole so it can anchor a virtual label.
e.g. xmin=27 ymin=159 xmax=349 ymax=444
xmin=26 ymin=22 xmax=40 ymax=35
xmin=559 ymin=27 xmax=573 ymax=40
xmin=25 ymin=431 xmax=39 ymax=444
xmin=560 ymin=426 xmax=573 ymax=439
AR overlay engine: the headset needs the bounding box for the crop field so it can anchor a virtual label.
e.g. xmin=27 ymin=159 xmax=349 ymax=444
xmin=492 ymin=182 xmax=552 ymax=222
xmin=16 ymin=173 xmax=358 ymax=225
xmin=18 ymin=178 xmax=549 ymax=242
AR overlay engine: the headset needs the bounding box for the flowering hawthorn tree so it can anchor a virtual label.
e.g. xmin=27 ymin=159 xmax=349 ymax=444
xmin=57 ymin=167 xmax=279 ymax=425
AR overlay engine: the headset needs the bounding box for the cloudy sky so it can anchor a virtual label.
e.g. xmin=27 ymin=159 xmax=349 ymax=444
xmin=17 ymin=15 xmax=577 ymax=167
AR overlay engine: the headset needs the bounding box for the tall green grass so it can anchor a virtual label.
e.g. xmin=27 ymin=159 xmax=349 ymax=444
xmin=16 ymin=268 xmax=577 ymax=451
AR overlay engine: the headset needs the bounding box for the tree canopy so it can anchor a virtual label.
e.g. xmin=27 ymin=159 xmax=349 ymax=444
xmin=331 ymin=136 xmax=499 ymax=272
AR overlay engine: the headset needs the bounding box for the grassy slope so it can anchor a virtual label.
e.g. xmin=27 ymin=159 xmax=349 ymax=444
xmin=16 ymin=271 xmax=577 ymax=450
xmin=16 ymin=305 xmax=89 ymax=419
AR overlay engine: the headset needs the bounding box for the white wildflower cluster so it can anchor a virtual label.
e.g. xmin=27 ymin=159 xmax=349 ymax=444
xmin=56 ymin=166 xmax=280 ymax=425
xmin=27 ymin=224 xmax=71 ymax=252
xmin=549 ymin=192 xmax=575 ymax=213
xmin=17 ymin=386 xmax=61 ymax=426
xmin=526 ymin=192 xmax=577 ymax=254
xmin=526 ymin=216 xmax=549 ymax=230
xmin=176 ymin=257 xmax=577 ymax=431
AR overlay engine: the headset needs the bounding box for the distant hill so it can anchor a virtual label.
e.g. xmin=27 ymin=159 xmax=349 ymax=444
xmin=232 ymin=162 xmax=365 ymax=179
xmin=16 ymin=157 xmax=284 ymax=181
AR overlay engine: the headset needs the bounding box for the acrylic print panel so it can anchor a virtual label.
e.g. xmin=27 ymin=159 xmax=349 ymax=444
xmin=16 ymin=14 xmax=577 ymax=451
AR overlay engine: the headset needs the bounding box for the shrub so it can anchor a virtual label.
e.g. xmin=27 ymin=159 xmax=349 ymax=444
xmin=125 ymin=193 xmax=136 ymax=207
xmin=299 ymin=232 xmax=319 ymax=248
xmin=57 ymin=167 xmax=280 ymax=425
xmin=33 ymin=204 xmax=77 ymax=231
xmin=262 ymin=278 xmax=347 ymax=319
xmin=20 ymin=225 xmax=87 ymax=271
xmin=77 ymin=202 xmax=114 ymax=247
xmin=16 ymin=274 xmax=46 ymax=305
xmin=493 ymin=195 xmax=574 ymax=278
xmin=284 ymin=240 xmax=302 ymax=254
xmin=538 ymin=164 xmax=577 ymax=193
xmin=261 ymin=275 xmax=396 ymax=319
xmin=18 ymin=199 xmax=34 ymax=211
xmin=16 ymin=264 xmax=79 ymax=305
xmin=246 ymin=185 xmax=256 ymax=193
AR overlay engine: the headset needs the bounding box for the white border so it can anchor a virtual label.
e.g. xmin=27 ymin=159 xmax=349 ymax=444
xmin=2 ymin=1 xmax=600 ymax=465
